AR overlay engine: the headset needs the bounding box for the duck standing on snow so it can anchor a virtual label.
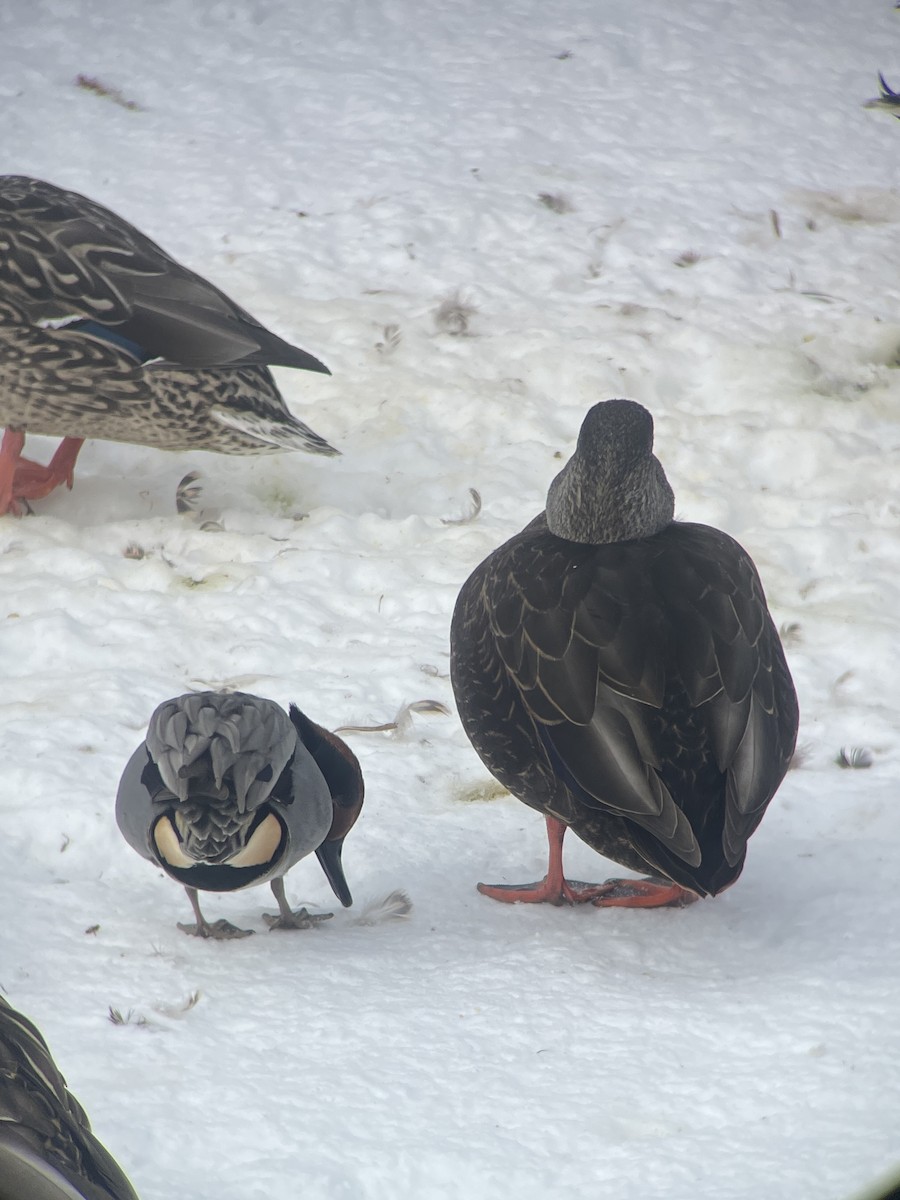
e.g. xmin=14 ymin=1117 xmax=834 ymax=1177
xmin=0 ymin=175 xmax=338 ymax=516
xmin=116 ymin=692 xmax=363 ymax=938
xmin=0 ymin=994 xmax=139 ymax=1200
xmin=451 ymin=399 xmax=798 ymax=909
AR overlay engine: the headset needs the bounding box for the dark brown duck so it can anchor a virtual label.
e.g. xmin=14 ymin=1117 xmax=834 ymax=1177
xmin=450 ymin=399 xmax=798 ymax=909
xmin=0 ymin=995 xmax=139 ymax=1200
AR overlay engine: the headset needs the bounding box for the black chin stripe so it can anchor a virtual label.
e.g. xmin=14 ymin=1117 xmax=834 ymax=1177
xmin=160 ymin=860 xmax=275 ymax=892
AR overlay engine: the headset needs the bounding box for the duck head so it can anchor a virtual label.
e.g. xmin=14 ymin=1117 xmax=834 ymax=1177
xmin=545 ymin=399 xmax=674 ymax=545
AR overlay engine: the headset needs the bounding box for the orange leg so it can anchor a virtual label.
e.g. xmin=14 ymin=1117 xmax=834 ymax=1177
xmin=0 ymin=429 xmax=27 ymax=515
xmin=478 ymin=816 xmax=626 ymax=905
xmin=13 ymin=437 xmax=84 ymax=500
xmin=0 ymin=431 xmax=85 ymax=514
xmin=477 ymin=815 xmax=698 ymax=909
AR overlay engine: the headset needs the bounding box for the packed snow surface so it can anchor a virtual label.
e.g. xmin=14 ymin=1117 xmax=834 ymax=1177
xmin=1 ymin=2 xmax=898 ymax=1198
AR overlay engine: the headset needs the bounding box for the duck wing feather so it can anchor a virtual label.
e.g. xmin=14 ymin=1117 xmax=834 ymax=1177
xmin=0 ymin=176 xmax=328 ymax=373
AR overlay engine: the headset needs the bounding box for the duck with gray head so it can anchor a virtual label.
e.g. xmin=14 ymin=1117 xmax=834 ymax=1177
xmin=0 ymin=175 xmax=337 ymax=516
xmin=116 ymin=692 xmax=363 ymax=938
xmin=450 ymin=399 xmax=798 ymax=909
xmin=0 ymin=994 xmax=139 ymax=1200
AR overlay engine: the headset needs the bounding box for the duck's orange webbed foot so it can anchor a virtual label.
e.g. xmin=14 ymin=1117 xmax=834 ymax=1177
xmin=477 ymin=877 xmax=617 ymax=905
xmin=590 ymin=878 xmax=699 ymax=908
xmin=12 ymin=437 xmax=84 ymax=501
xmin=0 ymin=432 xmax=85 ymax=515
xmin=477 ymin=818 xmax=698 ymax=909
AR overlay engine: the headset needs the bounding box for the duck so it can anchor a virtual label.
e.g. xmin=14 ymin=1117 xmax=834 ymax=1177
xmin=0 ymin=994 xmax=139 ymax=1199
xmin=0 ymin=175 xmax=338 ymax=516
xmin=450 ymin=399 xmax=798 ymax=909
xmin=116 ymin=691 xmax=363 ymax=938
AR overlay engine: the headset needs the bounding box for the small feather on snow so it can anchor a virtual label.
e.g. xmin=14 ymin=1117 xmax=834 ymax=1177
xmin=351 ymin=889 xmax=413 ymax=926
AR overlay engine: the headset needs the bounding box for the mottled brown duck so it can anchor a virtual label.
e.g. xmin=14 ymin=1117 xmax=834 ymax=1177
xmin=0 ymin=175 xmax=337 ymax=515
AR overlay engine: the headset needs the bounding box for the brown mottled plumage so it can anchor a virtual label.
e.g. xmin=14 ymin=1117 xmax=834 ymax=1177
xmin=0 ymin=175 xmax=337 ymax=514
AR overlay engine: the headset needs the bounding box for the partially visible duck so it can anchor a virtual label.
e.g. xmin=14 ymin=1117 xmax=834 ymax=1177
xmin=863 ymin=72 xmax=900 ymax=119
xmin=0 ymin=175 xmax=337 ymax=515
xmin=116 ymin=692 xmax=363 ymax=938
xmin=450 ymin=399 xmax=798 ymax=909
xmin=0 ymin=994 xmax=139 ymax=1199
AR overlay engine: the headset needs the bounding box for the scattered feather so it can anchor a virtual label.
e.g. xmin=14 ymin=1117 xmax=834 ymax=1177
xmin=773 ymin=276 xmax=844 ymax=303
xmin=420 ymin=663 xmax=449 ymax=679
xmin=798 ymin=290 xmax=839 ymax=303
xmin=788 ymin=744 xmax=810 ymax=770
xmin=537 ymin=192 xmax=574 ymax=214
xmin=434 ymin=291 xmax=478 ymax=336
xmin=375 ymin=323 xmax=402 ymax=355
xmin=176 ymin=470 xmax=204 ymax=514
xmin=779 ymin=621 xmax=802 ymax=645
xmin=837 ymin=746 xmax=874 ymax=770
xmin=152 ymin=991 xmax=201 ymax=1019
xmin=334 ymin=698 xmax=451 ymax=736
xmin=674 ymin=250 xmax=702 ymax=268
xmin=75 ymin=74 xmax=144 ymax=111
xmin=441 ymin=487 xmax=482 ymax=526
xmin=401 ymin=698 xmax=450 ymax=721
xmin=108 ymin=1006 xmax=149 ymax=1028
xmin=351 ymin=889 xmax=413 ymax=926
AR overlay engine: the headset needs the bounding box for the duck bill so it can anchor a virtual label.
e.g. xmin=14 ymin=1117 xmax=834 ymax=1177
xmin=316 ymin=838 xmax=352 ymax=907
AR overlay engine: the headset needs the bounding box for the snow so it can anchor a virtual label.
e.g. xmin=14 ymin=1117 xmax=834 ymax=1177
xmin=1 ymin=1 xmax=899 ymax=1197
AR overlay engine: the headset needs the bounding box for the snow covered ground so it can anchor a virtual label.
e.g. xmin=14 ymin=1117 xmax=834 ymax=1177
xmin=1 ymin=1 xmax=899 ymax=1197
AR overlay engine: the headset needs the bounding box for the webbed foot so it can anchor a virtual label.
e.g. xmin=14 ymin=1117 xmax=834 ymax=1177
xmin=177 ymin=918 xmax=254 ymax=939
xmin=11 ymin=437 xmax=84 ymax=504
xmin=590 ymin=878 xmax=698 ymax=908
xmin=263 ymin=907 xmax=333 ymax=931
xmin=266 ymin=877 xmax=333 ymax=931
xmin=478 ymin=818 xmax=698 ymax=910
xmin=179 ymin=886 xmax=254 ymax=938
xmin=477 ymin=877 xmax=614 ymax=905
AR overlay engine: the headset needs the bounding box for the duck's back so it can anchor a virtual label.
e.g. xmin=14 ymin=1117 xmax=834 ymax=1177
xmin=0 ymin=175 xmax=326 ymax=372
xmin=451 ymin=517 xmax=798 ymax=896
